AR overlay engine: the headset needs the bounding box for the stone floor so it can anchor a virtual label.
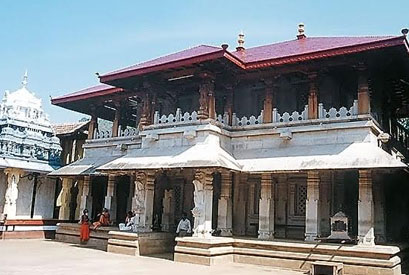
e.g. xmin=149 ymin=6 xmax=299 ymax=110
xmin=0 ymin=239 xmax=306 ymax=275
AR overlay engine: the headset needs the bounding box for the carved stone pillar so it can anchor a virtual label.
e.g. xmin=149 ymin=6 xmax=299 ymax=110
xmin=58 ymin=177 xmax=73 ymax=220
xmin=333 ymin=172 xmax=345 ymax=213
xmin=358 ymin=169 xmax=375 ymax=245
xmin=373 ymin=176 xmax=386 ymax=243
xmin=79 ymin=176 xmax=93 ymax=219
xmin=3 ymin=168 xmax=22 ymax=218
xmin=275 ymin=174 xmax=287 ymax=238
xmin=233 ymin=173 xmax=247 ymax=236
xmin=217 ymin=171 xmax=233 ymax=236
xmin=258 ymin=173 xmax=275 ymax=239
xmin=357 ymin=64 xmax=370 ymax=114
xmin=104 ymin=175 xmax=117 ymax=222
xmin=161 ymin=189 xmax=174 ymax=232
xmin=263 ymin=80 xmax=274 ymax=123
xmin=197 ymin=76 xmax=214 ymax=119
xmin=319 ymin=172 xmax=331 ymax=237
xmin=132 ymin=171 xmax=155 ymax=232
xmin=191 ymin=170 xmax=214 ymax=238
xmin=112 ymin=102 xmax=121 ymax=137
xmin=305 ymin=171 xmax=320 ymax=241
xmin=88 ymin=114 xmax=98 ymax=139
xmin=308 ymin=72 xmax=318 ymax=119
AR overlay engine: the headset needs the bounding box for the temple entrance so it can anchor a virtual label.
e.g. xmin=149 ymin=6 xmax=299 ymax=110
xmin=116 ymin=175 xmax=130 ymax=225
xmin=91 ymin=176 xmax=107 ymax=221
xmin=68 ymin=180 xmax=79 ymax=221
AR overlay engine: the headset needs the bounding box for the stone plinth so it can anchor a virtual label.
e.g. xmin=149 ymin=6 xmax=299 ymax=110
xmin=174 ymin=237 xmax=405 ymax=275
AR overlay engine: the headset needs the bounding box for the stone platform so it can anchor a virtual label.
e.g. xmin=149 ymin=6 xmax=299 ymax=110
xmin=55 ymin=223 xmax=175 ymax=255
xmin=174 ymin=237 xmax=407 ymax=275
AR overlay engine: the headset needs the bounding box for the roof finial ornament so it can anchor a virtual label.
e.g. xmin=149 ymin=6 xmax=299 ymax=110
xmin=236 ymin=31 xmax=245 ymax=51
xmin=22 ymin=69 xmax=28 ymax=88
xmin=401 ymin=28 xmax=408 ymax=36
xmin=297 ymin=23 xmax=306 ymax=40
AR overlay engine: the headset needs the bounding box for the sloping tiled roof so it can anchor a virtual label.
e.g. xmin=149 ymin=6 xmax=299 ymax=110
xmin=51 ymin=84 xmax=123 ymax=104
xmin=54 ymin=35 xmax=407 ymax=105
xmin=52 ymin=121 xmax=89 ymax=136
xmin=232 ymin=36 xmax=399 ymax=64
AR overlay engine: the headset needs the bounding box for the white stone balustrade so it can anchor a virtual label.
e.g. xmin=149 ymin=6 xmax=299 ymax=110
xmin=153 ymin=109 xmax=198 ymax=125
xmin=94 ymin=129 xmax=112 ymax=139
xmin=216 ymin=112 xmax=229 ymax=125
xmin=119 ymin=127 xmax=138 ymax=137
xmin=318 ymin=100 xmax=358 ymax=119
xmin=272 ymin=105 xmax=308 ymax=123
xmin=232 ymin=111 xmax=263 ymax=126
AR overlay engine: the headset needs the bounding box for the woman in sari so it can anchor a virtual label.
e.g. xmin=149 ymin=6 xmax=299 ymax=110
xmin=79 ymin=209 xmax=90 ymax=243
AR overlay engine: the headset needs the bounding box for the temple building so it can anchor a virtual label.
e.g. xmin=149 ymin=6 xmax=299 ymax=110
xmin=0 ymin=72 xmax=62 ymax=238
xmin=51 ymin=25 xmax=409 ymax=274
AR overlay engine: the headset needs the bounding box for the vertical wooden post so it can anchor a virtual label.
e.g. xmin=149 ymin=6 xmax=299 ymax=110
xmin=139 ymin=92 xmax=152 ymax=129
xmin=224 ymin=85 xmax=234 ymax=125
xmin=112 ymin=102 xmax=121 ymax=137
xmin=197 ymin=73 xmax=214 ymax=120
xmin=357 ymin=64 xmax=370 ymax=114
xmin=308 ymin=72 xmax=318 ymax=119
xmin=88 ymin=113 xmax=97 ymax=140
xmin=263 ymin=79 xmax=274 ymax=123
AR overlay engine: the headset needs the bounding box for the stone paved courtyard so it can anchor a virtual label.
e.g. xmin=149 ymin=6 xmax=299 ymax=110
xmin=0 ymin=239 xmax=306 ymax=275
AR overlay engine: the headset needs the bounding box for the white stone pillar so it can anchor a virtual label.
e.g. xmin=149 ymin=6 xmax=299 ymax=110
xmin=305 ymin=171 xmax=320 ymax=242
xmin=79 ymin=176 xmax=93 ymax=218
xmin=373 ymin=178 xmax=386 ymax=243
xmin=217 ymin=171 xmax=233 ymax=236
xmin=258 ymin=173 xmax=275 ymax=240
xmin=358 ymin=169 xmax=375 ymax=245
xmin=275 ymin=174 xmax=287 ymax=238
xmin=192 ymin=170 xmax=213 ymax=238
xmin=58 ymin=178 xmax=73 ymax=220
xmin=161 ymin=189 xmax=174 ymax=232
xmin=233 ymin=173 xmax=247 ymax=236
xmin=104 ymin=175 xmax=116 ymax=222
xmin=320 ymin=172 xmax=331 ymax=237
xmin=3 ymin=168 xmax=22 ymax=219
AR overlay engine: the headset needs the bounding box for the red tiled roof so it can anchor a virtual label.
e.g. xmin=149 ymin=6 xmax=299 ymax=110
xmin=233 ymin=36 xmax=399 ymax=64
xmin=52 ymin=121 xmax=89 ymax=136
xmin=51 ymin=84 xmax=123 ymax=104
xmin=54 ymin=35 xmax=408 ymax=106
xmin=101 ymin=45 xmax=226 ymax=81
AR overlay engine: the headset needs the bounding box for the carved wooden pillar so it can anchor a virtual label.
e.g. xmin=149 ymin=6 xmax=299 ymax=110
xmin=305 ymin=171 xmax=320 ymax=241
xmin=308 ymin=72 xmax=318 ymax=119
xmin=357 ymin=64 xmax=370 ymax=114
xmin=358 ymin=169 xmax=375 ymax=245
xmin=198 ymin=74 xmax=214 ymax=119
xmin=112 ymin=102 xmax=121 ymax=137
xmin=217 ymin=171 xmax=233 ymax=236
xmin=224 ymin=85 xmax=234 ymax=125
xmin=263 ymin=80 xmax=274 ymax=123
xmin=79 ymin=176 xmax=92 ymax=219
xmin=258 ymin=173 xmax=275 ymax=239
xmin=192 ymin=169 xmax=214 ymax=238
xmin=139 ymin=91 xmax=152 ymax=129
xmin=88 ymin=113 xmax=98 ymax=139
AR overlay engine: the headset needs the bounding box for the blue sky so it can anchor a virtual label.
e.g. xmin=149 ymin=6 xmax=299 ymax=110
xmin=1 ymin=0 xmax=408 ymax=123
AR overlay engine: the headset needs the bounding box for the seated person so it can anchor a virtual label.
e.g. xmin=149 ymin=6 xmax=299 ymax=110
xmin=176 ymin=212 xmax=191 ymax=237
xmin=119 ymin=211 xmax=135 ymax=231
xmin=92 ymin=208 xmax=111 ymax=229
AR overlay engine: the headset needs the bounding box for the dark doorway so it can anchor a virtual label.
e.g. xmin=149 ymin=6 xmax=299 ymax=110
xmin=68 ymin=181 xmax=79 ymax=221
xmin=116 ymin=175 xmax=131 ymax=225
xmin=91 ymin=176 xmax=107 ymax=221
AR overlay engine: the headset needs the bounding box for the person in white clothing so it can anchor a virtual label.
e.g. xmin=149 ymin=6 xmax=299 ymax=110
xmin=176 ymin=212 xmax=191 ymax=237
xmin=119 ymin=211 xmax=135 ymax=231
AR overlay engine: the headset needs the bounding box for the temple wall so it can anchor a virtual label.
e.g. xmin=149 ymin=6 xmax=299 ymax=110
xmin=0 ymin=170 xmax=6 ymax=213
xmin=16 ymin=177 xmax=33 ymax=217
